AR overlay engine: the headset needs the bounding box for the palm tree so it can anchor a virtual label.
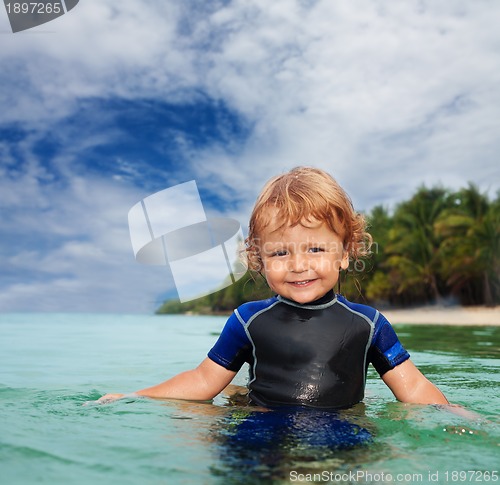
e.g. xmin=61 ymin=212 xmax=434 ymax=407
xmin=436 ymin=185 xmax=499 ymax=305
xmin=384 ymin=186 xmax=452 ymax=304
xmin=364 ymin=205 xmax=395 ymax=303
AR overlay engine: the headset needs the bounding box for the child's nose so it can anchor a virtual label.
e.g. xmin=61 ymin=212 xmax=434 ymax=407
xmin=290 ymin=253 xmax=308 ymax=272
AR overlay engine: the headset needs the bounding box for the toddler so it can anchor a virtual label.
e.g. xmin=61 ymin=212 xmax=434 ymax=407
xmin=100 ymin=167 xmax=448 ymax=408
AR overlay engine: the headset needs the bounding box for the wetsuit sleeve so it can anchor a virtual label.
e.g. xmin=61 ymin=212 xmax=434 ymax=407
xmin=368 ymin=313 xmax=410 ymax=376
xmin=207 ymin=312 xmax=252 ymax=372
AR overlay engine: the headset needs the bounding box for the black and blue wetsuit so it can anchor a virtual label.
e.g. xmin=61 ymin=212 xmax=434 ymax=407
xmin=208 ymin=290 xmax=409 ymax=409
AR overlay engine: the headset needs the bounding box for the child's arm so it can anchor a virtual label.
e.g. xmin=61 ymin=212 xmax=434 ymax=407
xmin=381 ymin=359 xmax=449 ymax=404
xmin=98 ymin=357 xmax=237 ymax=403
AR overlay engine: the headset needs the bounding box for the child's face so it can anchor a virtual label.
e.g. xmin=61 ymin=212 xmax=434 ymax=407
xmin=258 ymin=217 xmax=349 ymax=304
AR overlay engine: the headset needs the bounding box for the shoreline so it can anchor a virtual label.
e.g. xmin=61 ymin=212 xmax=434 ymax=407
xmin=184 ymin=305 xmax=500 ymax=326
xmin=381 ymin=305 xmax=500 ymax=326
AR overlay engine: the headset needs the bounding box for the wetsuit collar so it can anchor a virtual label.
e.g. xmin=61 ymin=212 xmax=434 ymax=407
xmin=277 ymin=289 xmax=337 ymax=309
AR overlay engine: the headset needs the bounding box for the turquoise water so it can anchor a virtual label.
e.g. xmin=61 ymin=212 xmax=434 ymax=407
xmin=0 ymin=313 xmax=498 ymax=484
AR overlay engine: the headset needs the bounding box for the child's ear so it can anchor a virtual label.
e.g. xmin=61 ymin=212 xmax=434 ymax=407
xmin=340 ymin=252 xmax=349 ymax=270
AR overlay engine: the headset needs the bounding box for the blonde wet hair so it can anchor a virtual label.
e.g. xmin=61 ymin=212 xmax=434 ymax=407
xmin=246 ymin=166 xmax=372 ymax=272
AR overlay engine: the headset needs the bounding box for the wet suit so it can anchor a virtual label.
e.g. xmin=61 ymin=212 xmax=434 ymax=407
xmin=208 ymin=291 xmax=410 ymax=409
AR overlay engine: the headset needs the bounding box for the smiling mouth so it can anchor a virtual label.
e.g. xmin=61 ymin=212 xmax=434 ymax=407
xmin=289 ymin=280 xmax=315 ymax=286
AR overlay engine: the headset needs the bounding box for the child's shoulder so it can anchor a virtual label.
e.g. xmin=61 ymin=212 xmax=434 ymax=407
xmin=235 ymin=296 xmax=280 ymax=323
xmin=336 ymin=294 xmax=380 ymax=323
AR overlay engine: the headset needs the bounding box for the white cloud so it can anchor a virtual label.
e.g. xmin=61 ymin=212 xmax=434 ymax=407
xmin=176 ymin=0 xmax=500 ymax=208
xmin=0 ymin=154 xmax=176 ymax=312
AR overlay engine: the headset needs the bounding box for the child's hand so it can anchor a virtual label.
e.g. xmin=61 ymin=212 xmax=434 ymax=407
xmin=440 ymin=403 xmax=485 ymax=421
xmin=96 ymin=393 xmax=125 ymax=404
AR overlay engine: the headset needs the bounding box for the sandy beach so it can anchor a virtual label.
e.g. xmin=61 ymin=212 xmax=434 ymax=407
xmin=382 ymin=305 xmax=500 ymax=326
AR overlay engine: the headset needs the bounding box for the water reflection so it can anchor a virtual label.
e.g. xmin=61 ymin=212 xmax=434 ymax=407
xmin=210 ymin=401 xmax=375 ymax=483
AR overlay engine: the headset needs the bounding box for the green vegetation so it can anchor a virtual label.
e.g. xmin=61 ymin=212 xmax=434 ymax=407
xmin=156 ymin=273 xmax=274 ymax=315
xmin=156 ymin=183 xmax=499 ymax=314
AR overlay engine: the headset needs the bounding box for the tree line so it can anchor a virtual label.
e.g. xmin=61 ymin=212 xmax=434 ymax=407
xmin=156 ymin=183 xmax=499 ymax=314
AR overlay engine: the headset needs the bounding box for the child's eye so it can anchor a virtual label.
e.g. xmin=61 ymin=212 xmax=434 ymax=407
xmin=271 ymin=250 xmax=288 ymax=257
xmin=308 ymin=247 xmax=325 ymax=253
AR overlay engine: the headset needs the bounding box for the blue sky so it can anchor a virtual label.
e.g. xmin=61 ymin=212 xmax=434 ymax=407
xmin=1 ymin=0 xmax=499 ymax=313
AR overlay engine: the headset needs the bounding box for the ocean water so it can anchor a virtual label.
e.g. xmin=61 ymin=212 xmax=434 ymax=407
xmin=0 ymin=313 xmax=498 ymax=485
